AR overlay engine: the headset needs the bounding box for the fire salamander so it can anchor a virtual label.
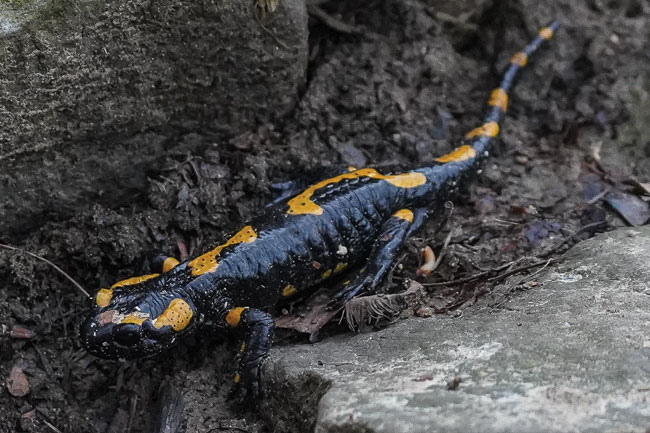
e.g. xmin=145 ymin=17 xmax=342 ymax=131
xmin=80 ymin=22 xmax=559 ymax=404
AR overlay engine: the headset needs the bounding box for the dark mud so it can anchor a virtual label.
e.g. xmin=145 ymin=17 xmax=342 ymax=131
xmin=1 ymin=0 xmax=649 ymax=432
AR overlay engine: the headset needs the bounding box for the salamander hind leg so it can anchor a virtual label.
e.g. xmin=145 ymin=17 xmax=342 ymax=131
xmin=223 ymin=307 xmax=275 ymax=406
xmin=329 ymin=208 xmax=425 ymax=307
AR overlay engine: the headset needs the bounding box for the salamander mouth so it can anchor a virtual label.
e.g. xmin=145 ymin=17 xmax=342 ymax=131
xmin=79 ymin=310 xmax=176 ymax=360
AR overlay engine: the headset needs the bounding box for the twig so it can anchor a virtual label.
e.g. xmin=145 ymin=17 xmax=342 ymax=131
xmin=421 ymin=258 xmax=523 ymax=287
xmin=517 ymin=259 xmax=553 ymax=284
xmin=35 ymin=409 xmax=62 ymax=433
xmin=540 ymin=220 xmax=608 ymax=258
xmin=259 ymin=24 xmax=291 ymax=50
xmin=308 ymin=5 xmax=365 ymax=35
xmin=435 ymin=201 xmax=455 ymax=233
xmin=422 ymin=6 xmax=479 ymax=32
xmin=432 ymin=229 xmax=453 ymax=271
xmin=586 ymin=186 xmax=611 ymax=205
xmin=126 ymin=394 xmax=138 ymax=433
xmin=487 ymin=258 xmax=556 ymax=284
xmin=41 ymin=419 xmax=62 ymax=433
xmin=625 ymin=177 xmax=650 ymax=196
xmin=387 ymin=251 xmax=408 ymax=284
xmin=423 ymin=257 xmax=556 ymax=289
xmin=490 ymin=218 xmax=523 ymax=226
xmin=0 ymin=243 xmax=91 ymax=299
xmin=432 ymin=11 xmax=479 ymax=31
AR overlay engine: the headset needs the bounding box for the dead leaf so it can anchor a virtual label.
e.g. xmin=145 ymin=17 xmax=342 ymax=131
xmin=344 ymin=280 xmax=426 ymax=330
xmin=10 ymin=325 xmax=35 ymax=339
xmin=606 ymin=191 xmax=650 ymax=226
xmin=7 ymin=366 xmax=29 ymax=397
xmin=275 ymin=290 xmax=342 ymax=338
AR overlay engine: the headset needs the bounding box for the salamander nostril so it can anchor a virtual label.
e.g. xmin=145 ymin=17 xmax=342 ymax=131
xmin=113 ymin=324 xmax=141 ymax=346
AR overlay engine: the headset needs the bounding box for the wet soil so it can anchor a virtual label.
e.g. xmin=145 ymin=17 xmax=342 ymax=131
xmin=1 ymin=0 xmax=649 ymax=432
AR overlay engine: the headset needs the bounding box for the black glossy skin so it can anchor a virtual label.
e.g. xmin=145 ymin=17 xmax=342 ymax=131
xmin=80 ymin=21 xmax=559 ymax=403
xmin=195 ymin=163 xmax=470 ymax=304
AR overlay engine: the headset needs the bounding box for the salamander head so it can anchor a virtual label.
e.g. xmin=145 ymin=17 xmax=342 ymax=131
xmin=80 ymin=274 xmax=198 ymax=360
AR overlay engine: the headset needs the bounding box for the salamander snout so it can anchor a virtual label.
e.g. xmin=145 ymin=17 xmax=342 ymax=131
xmin=80 ymin=294 xmax=197 ymax=361
xmin=79 ymin=309 xmax=181 ymax=360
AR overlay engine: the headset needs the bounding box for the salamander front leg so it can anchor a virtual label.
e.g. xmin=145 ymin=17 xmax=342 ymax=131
xmin=329 ymin=208 xmax=424 ymax=307
xmin=223 ymin=307 xmax=275 ymax=405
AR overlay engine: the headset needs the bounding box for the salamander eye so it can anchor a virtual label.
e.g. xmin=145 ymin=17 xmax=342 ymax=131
xmin=113 ymin=324 xmax=141 ymax=347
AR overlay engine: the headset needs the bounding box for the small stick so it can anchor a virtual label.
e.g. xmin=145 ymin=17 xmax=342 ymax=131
xmin=517 ymin=258 xmax=553 ymax=285
xmin=0 ymin=243 xmax=91 ymax=299
xmin=540 ymin=220 xmax=608 ymax=258
xmin=487 ymin=258 xmax=556 ymax=284
xmin=35 ymin=409 xmax=63 ymax=433
xmin=421 ymin=258 xmax=523 ymax=287
xmin=387 ymin=251 xmax=409 ymax=283
xmin=432 ymin=229 xmax=453 ymax=271
xmin=41 ymin=419 xmax=62 ymax=433
xmin=308 ymin=5 xmax=365 ymax=34
xmin=435 ymin=201 xmax=455 ymax=233
xmin=126 ymin=394 xmax=138 ymax=433
xmin=431 ymin=11 xmax=479 ymax=31
xmin=586 ymin=186 xmax=611 ymax=205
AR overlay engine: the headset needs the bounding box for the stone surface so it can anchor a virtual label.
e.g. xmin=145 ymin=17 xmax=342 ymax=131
xmin=0 ymin=0 xmax=307 ymax=235
xmin=265 ymin=227 xmax=650 ymax=433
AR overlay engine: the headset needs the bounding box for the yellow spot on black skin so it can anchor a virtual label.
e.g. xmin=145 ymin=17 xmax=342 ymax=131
xmin=323 ymin=262 xmax=347 ymax=279
xmin=154 ymin=298 xmax=193 ymax=331
xmin=162 ymin=257 xmax=179 ymax=273
xmin=188 ymin=226 xmax=257 ymax=276
xmin=96 ymin=288 xmax=113 ymax=307
xmin=488 ymin=88 xmax=508 ymax=112
xmin=510 ymin=52 xmax=528 ymax=66
xmin=334 ymin=262 xmax=347 ymax=273
xmin=287 ymin=168 xmax=426 ymax=216
xmin=226 ymin=307 xmax=246 ymax=327
xmin=539 ymin=27 xmax=554 ymax=40
xmin=121 ymin=314 xmax=148 ymax=325
xmin=465 ymin=122 xmax=499 ymax=139
xmin=234 ymin=373 xmax=241 ymax=383
xmin=435 ymin=145 xmax=477 ymax=163
xmin=282 ymin=284 xmax=297 ymax=297
xmin=111 ymin=274 xmax=160 ymax=289
xmin=393 ymin=209 xmax=414 ymax=223
xmin=240 ymin=343 xmax=246 ymax=353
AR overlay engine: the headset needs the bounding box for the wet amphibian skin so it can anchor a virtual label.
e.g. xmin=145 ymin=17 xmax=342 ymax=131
xmin=80 ymin=22 xmax=559 ymax=404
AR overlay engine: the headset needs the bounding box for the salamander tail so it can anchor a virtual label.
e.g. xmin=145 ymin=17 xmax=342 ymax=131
xmin=464 ymin=20 xmax=560 ymax=157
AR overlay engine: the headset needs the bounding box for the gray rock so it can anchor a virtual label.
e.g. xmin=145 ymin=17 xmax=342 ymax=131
xmin=265 ymin=227 xmax=650 ymax=433
xmin=0 ymin=0 xmax=307 ymax=234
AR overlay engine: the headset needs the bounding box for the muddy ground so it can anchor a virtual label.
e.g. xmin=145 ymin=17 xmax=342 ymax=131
xmin=1 ymin=0 xmax=650 ymax=432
